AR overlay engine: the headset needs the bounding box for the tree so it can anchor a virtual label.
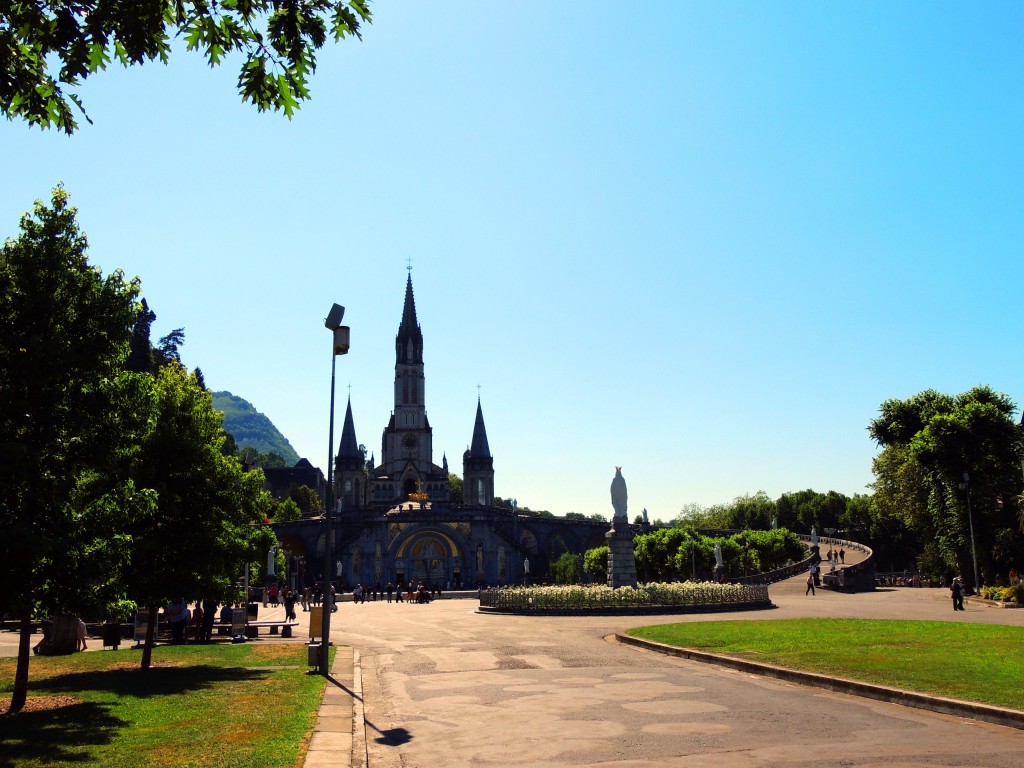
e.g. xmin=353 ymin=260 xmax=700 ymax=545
xmin=2 ymin=0 xmax=372 ymax=133
xmin=288 ymin=482 xmax=321 ymax=517
xmin=583 ymin=546 xmax=608 ymax=582
xmin=551 ymin=553 xmax=581 ymax=585
xmin=776 ymin=489 xmax=848 ymax=533
xmin=674 ymin=501 xmax=733 ymax=529
xmin=272 ymin=497 xmax=303 ymax=523
xmin=122 ymin=362 xmax=273 ymax=669
xmin=0 ymin=185 xmax=141 ymax=712
xmin=869 ymin=387 xmax=1024 ymax=587
xmin=448 ymin=473 xmax=463 ymax=504
xmin=634 ymin=527 xmax=692 ymax=582
xmin=243 ymin=448 xmax=289 ymax=468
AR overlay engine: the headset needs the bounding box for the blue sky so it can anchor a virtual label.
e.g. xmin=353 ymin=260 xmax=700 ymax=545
xmin=3 ymin=2 xmax=1022 ymax=521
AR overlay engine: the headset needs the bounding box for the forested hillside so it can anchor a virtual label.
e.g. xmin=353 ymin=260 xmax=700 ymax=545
xmin=212 ymin=391 xmax=300 ymax=465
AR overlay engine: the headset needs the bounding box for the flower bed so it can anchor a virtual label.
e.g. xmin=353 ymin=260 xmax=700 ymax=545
xmin=478 ymin=581 xmax=771 ymax=615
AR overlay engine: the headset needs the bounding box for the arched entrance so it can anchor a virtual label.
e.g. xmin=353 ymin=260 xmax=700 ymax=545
xmin=394 ymin=529 xmax=462 ymax=588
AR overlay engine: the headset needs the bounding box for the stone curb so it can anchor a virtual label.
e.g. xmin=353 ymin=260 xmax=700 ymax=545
xmin=614 ymin=633 xmax=1024 ymax=731
xmin=303 ymin=645 xmax=356 ymax=768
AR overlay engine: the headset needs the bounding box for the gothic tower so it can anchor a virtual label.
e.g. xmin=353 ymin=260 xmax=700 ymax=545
xmin=463 ymin=399 xmax=494 ymax=506
xmin=372 ymin=273 xmax=449 ymax=502
xmin=335 ymin=397 xmax=365 ymax=511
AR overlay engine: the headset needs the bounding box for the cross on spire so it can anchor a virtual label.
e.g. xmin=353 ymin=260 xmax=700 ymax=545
xmin=406 ymin=256 xmax=413 ymax=272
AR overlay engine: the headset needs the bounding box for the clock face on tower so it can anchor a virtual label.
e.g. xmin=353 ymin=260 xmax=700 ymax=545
xmin=402 ymin=433 xmax=418 ymax=455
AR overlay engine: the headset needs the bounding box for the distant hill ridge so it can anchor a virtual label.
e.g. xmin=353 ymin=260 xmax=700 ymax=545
xmin=212 ymin=391 xmax=300 ymax=465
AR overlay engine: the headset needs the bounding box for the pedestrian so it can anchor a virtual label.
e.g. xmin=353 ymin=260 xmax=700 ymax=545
xmin=839 ymin=548 xmax=845 ymax=564
xmin=805 ymin=568 xmax=815 ymax=596
xmin=386 ymin=582 xmax=394 ymax=603
xmin=284 ymin=589 xmax=297 ymax=621
xmin=77 ymin=618 xmax=89 ymax=651
xmin=33 ymin=620 xmax=53 ymax=656
xmin=951 ymin=576 xmax=965 ymax=611
xmin=202 ymin=598 xmax=218 ymax=642
xmin=190 ymin=602 xmax=204 ymax=643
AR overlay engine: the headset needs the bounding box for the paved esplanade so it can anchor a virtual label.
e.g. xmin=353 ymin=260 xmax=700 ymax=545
xmin=326 ymin=577 xmax=1024 ymax=768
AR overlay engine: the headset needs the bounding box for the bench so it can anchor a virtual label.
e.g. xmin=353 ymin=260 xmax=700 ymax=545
xmin=238 ymin=621 xmax=298 ymax=638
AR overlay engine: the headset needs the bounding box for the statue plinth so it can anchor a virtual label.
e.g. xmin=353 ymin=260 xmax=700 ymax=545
xmin=606 ymin=525 xmax=637 ymax=588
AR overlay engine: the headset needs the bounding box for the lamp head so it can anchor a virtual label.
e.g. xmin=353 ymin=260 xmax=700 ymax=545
xmin=325 ymin=304 xmax=345 ymax=330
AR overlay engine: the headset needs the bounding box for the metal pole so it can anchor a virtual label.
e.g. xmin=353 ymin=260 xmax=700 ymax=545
xmin=964 ymin=473 xmax=981 ymax=594
xmin=319 ymin=348 xmax=338 ymax=676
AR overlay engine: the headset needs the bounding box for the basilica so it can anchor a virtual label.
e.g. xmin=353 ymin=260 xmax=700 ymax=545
xmin=273 ymin=274 xmax=608 ymax=590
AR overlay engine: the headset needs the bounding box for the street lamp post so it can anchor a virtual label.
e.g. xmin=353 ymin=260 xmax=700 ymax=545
xmin=958 ymin=472 xmax=981 ymax=595
xmin=320 ymin=303 xmax=350 ymax=676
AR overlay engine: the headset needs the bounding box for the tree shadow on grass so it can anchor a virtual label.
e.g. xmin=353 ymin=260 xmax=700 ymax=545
xmin=31 ymin=664 xmax=271 ymax=698
xmin=0 ymin=701 xmax=126 ymax=767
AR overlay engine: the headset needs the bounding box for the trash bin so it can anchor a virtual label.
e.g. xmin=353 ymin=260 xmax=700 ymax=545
xmin=101 ymin=622 xmax=122 ymax=650
xmin=308 ymin=642 xmax=321 ymax=668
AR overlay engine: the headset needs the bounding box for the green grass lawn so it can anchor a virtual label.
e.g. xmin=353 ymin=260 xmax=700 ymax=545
xmin=626 ymin=618 xmax=1024 ymax=710
xmin=0 ymin=643 xmax=333 ymax=767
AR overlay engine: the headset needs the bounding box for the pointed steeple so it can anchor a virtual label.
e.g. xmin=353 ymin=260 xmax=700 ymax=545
xmin=338 ymin=397 xmax=360 ymax=459
xmin=395 ymin=272 xmax=423 ymax=364
xmin=470 ymin=398 xmax=491 ymax=458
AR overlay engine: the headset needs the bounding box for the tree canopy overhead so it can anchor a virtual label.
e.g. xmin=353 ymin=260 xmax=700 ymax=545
xmin=1 ymin=0 xmax=372 ymax=133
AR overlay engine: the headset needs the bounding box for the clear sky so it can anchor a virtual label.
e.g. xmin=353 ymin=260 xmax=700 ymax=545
xmin=3 ymin=2 xmax=1022 ymax=521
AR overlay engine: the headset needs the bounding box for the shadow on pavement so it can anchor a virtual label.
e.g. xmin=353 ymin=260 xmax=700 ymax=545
xmin=373 ymin=725 xmax=412 ymax=747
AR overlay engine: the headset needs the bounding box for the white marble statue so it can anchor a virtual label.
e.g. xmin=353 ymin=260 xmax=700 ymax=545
xmin=811 ymin=526 xmax=818 ymax=547
xmin=267 ymin=547 xmax=276 ymax=576
xmin=610 ymin=467 xmax=628 ymax=522
xmin=714 ymin=542 xmax=724 ymax=568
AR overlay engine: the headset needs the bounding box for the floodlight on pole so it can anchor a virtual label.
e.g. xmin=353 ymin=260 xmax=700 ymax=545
xmin=320 ymin=303 xmax=349 ymax=676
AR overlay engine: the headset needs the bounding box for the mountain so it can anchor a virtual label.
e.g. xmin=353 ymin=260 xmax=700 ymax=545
xmin=212 ymin=391 xmax=300 ymax=465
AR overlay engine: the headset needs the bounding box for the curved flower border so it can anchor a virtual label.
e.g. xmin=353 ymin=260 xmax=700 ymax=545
xmin=479 ymin=581 xmax=769 ymax=613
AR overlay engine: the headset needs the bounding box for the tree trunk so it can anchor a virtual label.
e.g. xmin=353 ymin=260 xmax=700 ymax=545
xmin=140 ymin=606 xmax=157 ymax=670
xmin=8 ymin=615 xmax=32 ymax=713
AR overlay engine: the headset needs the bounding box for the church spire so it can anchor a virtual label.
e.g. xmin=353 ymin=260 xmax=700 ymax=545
xmin=395 ymin=272 xmax=423 ymax=364
xmin=470 ymin=398 xmax=491 ymax=458
xmin=338 ymin=396 xmax=360 ymax=460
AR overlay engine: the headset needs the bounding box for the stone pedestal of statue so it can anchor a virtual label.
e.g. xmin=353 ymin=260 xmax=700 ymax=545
xmin=606 ymin=525 xmax=638 ymax=589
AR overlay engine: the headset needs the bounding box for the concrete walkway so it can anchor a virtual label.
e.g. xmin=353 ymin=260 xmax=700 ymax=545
xmin=313 ymin=577 xmax=1024 ymax=767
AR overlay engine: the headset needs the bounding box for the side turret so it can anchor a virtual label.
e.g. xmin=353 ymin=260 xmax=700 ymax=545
xmin=463 ymin=399 xmax=494 ymax=506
